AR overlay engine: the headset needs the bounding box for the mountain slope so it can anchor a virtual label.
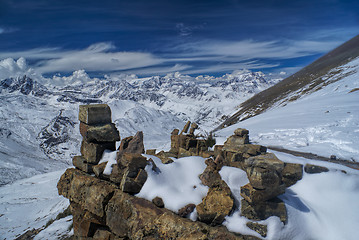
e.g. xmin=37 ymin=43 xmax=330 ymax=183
xmin=216 ymin=56 xmax=359 ymax=162
xmin=215 ymin=34 xmax=359 ymax=130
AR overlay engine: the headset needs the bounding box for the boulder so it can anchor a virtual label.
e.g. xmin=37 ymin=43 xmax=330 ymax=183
xmin=304 ymin=164 xmax=329 ymax=174
xmin=81 ymin=140 xmax=116 ymax=164
xmin=241 ymin=198 xmax=287 ymax=223
xmin=57 ymin=168 xmax=115 ymax=218
xmin=240 ymin=183 xmax=286 ymax=204
xmin=80 ymin=122 xmax=120 ymax=143
xmin=79 ymin=104 xmax=112 ymax=125
xmin=119 ymin=153 xmax=147 ymax=170
xmin=196 ymin=180 xmax=234 ymax=225
xmin=72 ymin=155 xmax=94 ymax=173
xmin=199 ymin=165 xmax=222 ymax=187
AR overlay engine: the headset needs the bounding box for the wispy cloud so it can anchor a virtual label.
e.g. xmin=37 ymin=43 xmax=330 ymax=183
xmin=173 ymin=38 xmax=342 ymax=60
xmin=0 ymin=43 xmax=164 ymax=73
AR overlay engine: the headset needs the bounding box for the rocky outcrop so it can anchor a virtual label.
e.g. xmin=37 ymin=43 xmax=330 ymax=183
xmin=58 ymin=168 xmax=257 ymax=240
xmin=59 ymin=104 xmax=261 ymax=239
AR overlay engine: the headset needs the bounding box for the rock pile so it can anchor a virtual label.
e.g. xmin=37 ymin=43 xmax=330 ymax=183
xmin=58 ymin=104 xmax=259 ymax=240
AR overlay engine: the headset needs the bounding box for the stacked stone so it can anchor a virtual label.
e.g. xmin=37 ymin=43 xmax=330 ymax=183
xmin=169 ymin=121 xmax=212 ymax=160
xmin=72 ymin=104 xmax=120 ymax=174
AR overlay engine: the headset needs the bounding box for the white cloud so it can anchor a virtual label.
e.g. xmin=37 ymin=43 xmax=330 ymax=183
xmin=0 ymin=43 xmax=164 ymax=74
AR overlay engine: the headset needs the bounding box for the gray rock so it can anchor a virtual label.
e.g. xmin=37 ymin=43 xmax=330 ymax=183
xmin=79 ymin=104 xmax=112 ymax=125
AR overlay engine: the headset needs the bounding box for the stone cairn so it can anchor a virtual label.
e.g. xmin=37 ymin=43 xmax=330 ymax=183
xmin=59 ymin=104 xmax=326 ymax=239
xmin=58 ymin=104 xmax=259 ymax=240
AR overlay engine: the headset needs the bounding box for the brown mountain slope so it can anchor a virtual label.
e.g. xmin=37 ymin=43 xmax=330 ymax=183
xmin=214 ymin=34 xmax=359 ymax=131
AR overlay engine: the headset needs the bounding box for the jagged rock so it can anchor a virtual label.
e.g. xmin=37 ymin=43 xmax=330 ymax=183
xmin=79 ymin=104 xmax=112 ymax=125
xmin=80 ymin=122 xmax=120 ymax=143
xmin=199 ymin=165 xmax=222 ymax=187
xmin=72 ymin=155 xmax=94 ymax=173
xmin=246 ymin=222 xmax=267 ymax=238
xmin=196 ymin=180 xmax=234 ymax=225
xmin=240 ymin=183 xmax=286 ymax=203
xmin=117 ymin=131 xmax=145 ymax=157
xmin=304 ymin=164 xmax=329 ymax=174
xmin=180 ymin=121 xmax=191 ymax=135
xmin=178 ymin=203 xmax=196 ymax=218
xmin=145 ymin=149 xmax=156 ymax=155
xmin=234 ymin=128 xmax=249 ymax=137
xmin=120 ymin=176 xmax=143 ymax=194
xmin=152 ymin=197 xmax=165 ymax=208
xmin=282 ymin=163 xmax=303 ymax=187
xmin=156 ymin=151 xmax=175 ymax=164
xmin=81 ymin=140 xmax=116 ymax=164
xmin=57 ymin=168 xmax=115 ymax=218
xmin=241 ymin=198 xmax=287 ymax=223
xmin=93 ymin=162 xmax=107 ymax=178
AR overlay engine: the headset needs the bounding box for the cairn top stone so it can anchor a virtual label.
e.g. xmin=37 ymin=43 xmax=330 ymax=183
xmin=79 ymin=104 xmax=112 ymax=125
xmin=234 ymin=128 xmax=249 ymax=137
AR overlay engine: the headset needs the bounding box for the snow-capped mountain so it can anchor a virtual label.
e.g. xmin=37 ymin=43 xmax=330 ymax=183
xmin=0 ymin=59 xmax=278 ymax=186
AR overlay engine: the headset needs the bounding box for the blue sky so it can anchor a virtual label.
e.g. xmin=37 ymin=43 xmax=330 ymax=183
xmin=0 ymin=0 xmax=358 ymax=77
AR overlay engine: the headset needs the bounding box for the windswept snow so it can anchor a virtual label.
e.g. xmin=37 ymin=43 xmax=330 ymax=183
xmin=217 ymin=57 xmax=359 ymax=162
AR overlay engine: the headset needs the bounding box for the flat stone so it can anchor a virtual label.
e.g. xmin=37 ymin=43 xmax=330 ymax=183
xmin=80 ymin=122 xmax=120 ymax=143
xmin=72 ymin=155 xmax=94 ymax=173
xmin=240 ymin=183 xmax=286 ymax=203
xmin=81 ymin=140 xmax=116 ymax=164
xmin=304 ymin=164 xmax=329 ymax=174
xmin=241 ymin=198 xmax=287 ymax=223
xmin=79 ymin=104 xmax=112 ymax=125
